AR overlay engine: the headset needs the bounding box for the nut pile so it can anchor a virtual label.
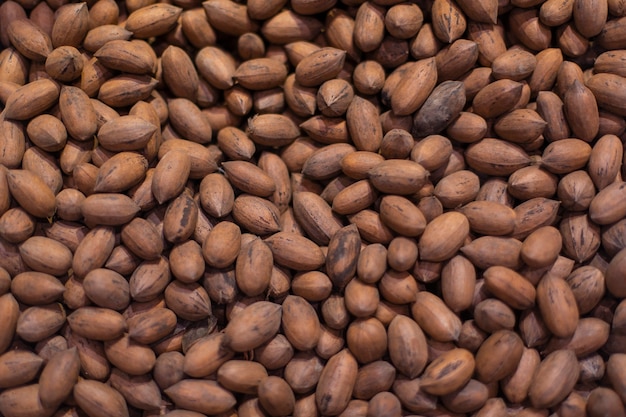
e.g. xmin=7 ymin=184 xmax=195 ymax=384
xmin=2 ymin=0 xmax=626 ymax=416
